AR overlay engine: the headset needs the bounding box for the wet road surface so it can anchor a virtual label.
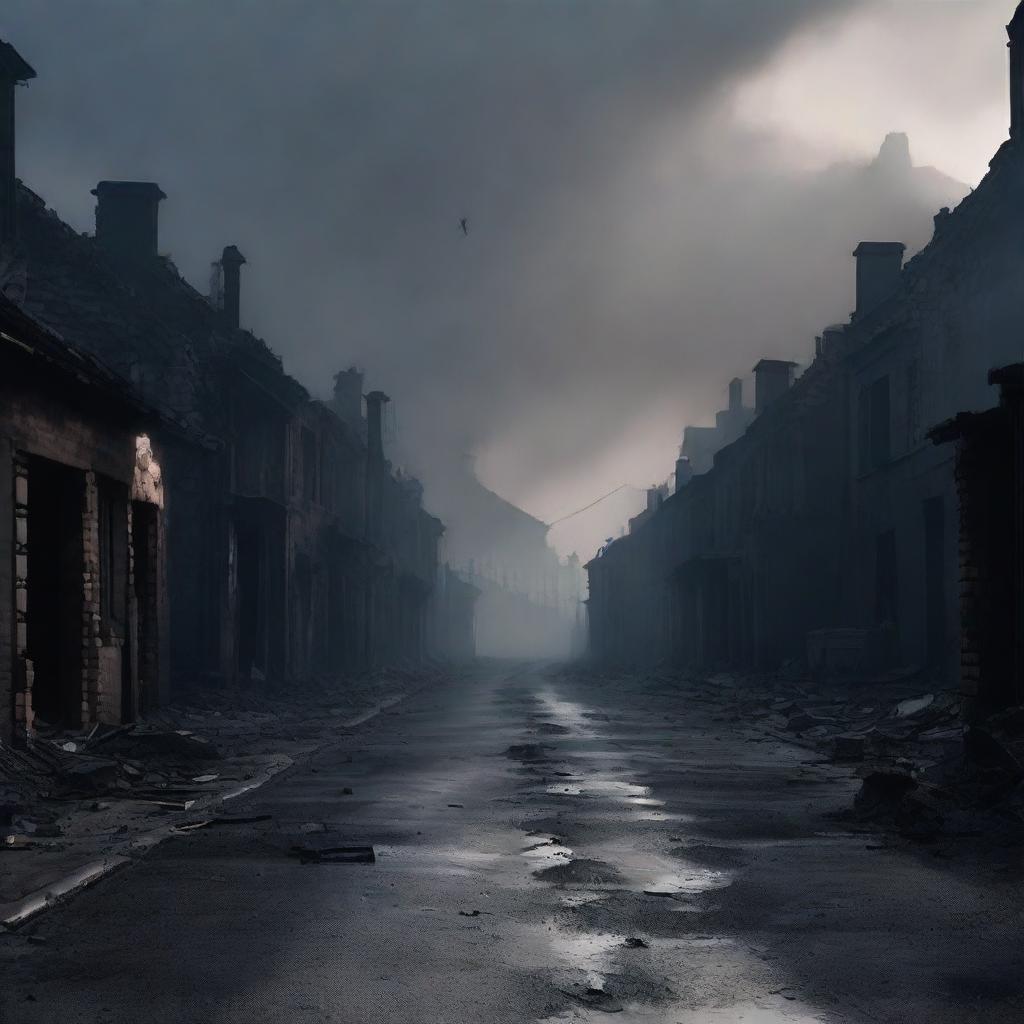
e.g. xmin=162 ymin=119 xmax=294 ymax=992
xmin=3 ymin=663 xmax=1022 ymax=1022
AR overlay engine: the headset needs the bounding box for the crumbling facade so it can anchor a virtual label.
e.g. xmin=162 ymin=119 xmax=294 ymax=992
xmin=0 ymin=37 xmax=473 ymax=739
xmin=679 ymin=378 xmax=754 ymax=477
xmin=930 ymin=365 xmax=1024 ymax=720
xmin=587 ymin=6 xmax=1024 ymax=690
xmin=0 ymin=294 xmax=181 ymax=741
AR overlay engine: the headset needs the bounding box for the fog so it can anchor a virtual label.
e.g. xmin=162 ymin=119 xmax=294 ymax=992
xmin=2 ymin=0 xmax=1013 ymax=560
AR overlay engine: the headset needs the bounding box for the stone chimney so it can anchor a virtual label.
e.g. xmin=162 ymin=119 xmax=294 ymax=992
xmin=92 ymin=181 xmax=166 ymax=262
xmin=333 ymin=367 xmax=364 ymax=432
xmin=1009 ymin=3 xmax=1024 ymax=141
xmin=753 ymin=359 xmax=796 ymax=415
xmin=365 ymin=390 xmax=390 ymax=462
xmin=852 ymin=241 xmax=905 ymax=319
xmin=728 ymin=377 xmax=743 ymax=412
xmin=220 ymin=245 xmax=245 ymax=330
xmin=0 ymin=40 xmax=35 ymax=248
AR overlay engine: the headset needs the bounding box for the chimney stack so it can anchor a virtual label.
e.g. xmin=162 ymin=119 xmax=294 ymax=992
xmin=728 ymin=377 xmax=743 ymax=412
xmin=92 ymin=180 xmax=166 ymax=262
xmin=0 ymin=41 xmax=35 ymax=249
xmin=753 ymin=359 xmax=796 ymax=414
xmin=1009 ymin=3 xmax=1024 ymax=141
xmin=220 ymin=245 xmax=245 ymax=331
xmin=333 ymin=367 xmax=365 ymax=432
xmin=365 ymin=390 xmax=390 ymax=463
xmin=852 ymin=241 xmax=905 ymax=319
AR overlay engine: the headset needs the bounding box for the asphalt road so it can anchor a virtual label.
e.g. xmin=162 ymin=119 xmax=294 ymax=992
xmin=2 ymin=662 xmax=1022 ymax=1023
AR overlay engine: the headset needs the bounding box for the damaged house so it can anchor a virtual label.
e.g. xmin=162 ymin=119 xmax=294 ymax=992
xmin=587 ymin=6 xmax=1024 ymax=707
xmin=0 ymin=291 xmax=185 ymax=742
xmin=0 ymin=36 xmax=471 ymax=739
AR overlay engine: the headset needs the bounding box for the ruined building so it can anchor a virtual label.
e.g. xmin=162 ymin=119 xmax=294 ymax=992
xmin=587 ymin=5 xmax=1024 ymax=708
xmin=930 ymin=365 xmax=1024 ymax=720
xmin=679 ymin=378 xmax=754 ymax=477
xmin=0 ymin=37 xmax=473 ymax=741
xmin=0 ymin=292 xmax=187 ymax=742
xmin=424 ymin=456 xmax=584 ymax=659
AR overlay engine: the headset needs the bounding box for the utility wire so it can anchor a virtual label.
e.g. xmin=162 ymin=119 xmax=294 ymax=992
xmin=547 ymin=484 xmax=630 ymax=527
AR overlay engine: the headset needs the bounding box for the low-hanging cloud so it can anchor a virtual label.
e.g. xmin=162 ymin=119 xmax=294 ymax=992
xmin=2 ymin=1 xmax=1009 ymax=559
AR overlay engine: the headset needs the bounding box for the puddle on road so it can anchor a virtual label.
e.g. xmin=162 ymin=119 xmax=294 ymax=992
xmin=544 ymin=779 xmax=651 ymax=802
xmin=522 ymin=839 xmax=574 ymax=867
xmin=510 ymin=685 xmax=831 ymax=1024
xmin=641 ymin=867 xmax=730 ymax=896
xmin=534 ymin=691 xmax=602 ymax=738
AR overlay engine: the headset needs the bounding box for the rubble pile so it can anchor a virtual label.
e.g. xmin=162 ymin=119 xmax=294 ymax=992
xmin=0 ymin=718 xmax=225 ymax=856
xmin=650 ymin=668 xmax=1024 ymax=843
xmin=1 ymin=667 xmax=439 ymax=910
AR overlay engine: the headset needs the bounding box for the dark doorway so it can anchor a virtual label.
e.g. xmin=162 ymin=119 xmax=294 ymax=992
xmin=132 ymin=501 xmax=159 ymax=717
xmin=98 ymin=477 xmax=130 ymax=723
xmin=923 ymin=497 xmax=946 ymax=672
xmin=875 ymin=528 xmax=899 ymax=664
xmin=293 ymin=551 xmax=312 ymax=673
xmin=236 ymin=519 xmax=264 ymax=679
xmin=26 ymin=457 xmax=84 ymax=728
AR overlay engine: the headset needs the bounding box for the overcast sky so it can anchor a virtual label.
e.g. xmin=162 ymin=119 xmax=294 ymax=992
xmin=2 ymin=1 xmax=1015 ymax=558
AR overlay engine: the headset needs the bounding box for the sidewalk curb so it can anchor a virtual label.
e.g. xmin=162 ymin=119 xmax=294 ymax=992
xmin=1 ymin=693 xmax=409 ymax=931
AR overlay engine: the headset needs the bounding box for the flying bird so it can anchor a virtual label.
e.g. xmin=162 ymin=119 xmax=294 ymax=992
xmin=459 ymin=217 xmax=469 ymax=237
